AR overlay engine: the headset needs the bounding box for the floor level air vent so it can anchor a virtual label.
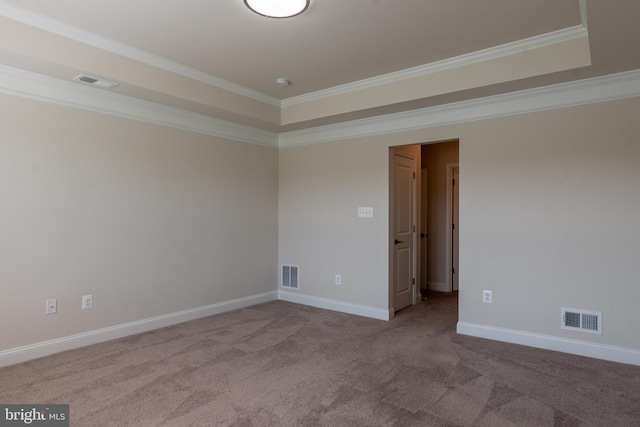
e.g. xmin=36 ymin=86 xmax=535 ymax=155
xmin=281 ymin=265 xmax=299 ymax=289
xmin=561 ymin=307 xmax=602 ymax=335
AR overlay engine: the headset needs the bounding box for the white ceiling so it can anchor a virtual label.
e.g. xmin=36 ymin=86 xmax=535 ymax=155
xmin=1 ymin=0 xmax=639 ymax=132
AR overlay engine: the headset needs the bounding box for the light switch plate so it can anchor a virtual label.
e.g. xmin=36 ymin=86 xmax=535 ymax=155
xmin=358 ymin=207 xmax=373 ymax=218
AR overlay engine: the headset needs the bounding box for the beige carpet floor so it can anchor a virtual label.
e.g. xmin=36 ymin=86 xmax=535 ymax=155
xmin=1 ymin=293 xmax=640 ymax=426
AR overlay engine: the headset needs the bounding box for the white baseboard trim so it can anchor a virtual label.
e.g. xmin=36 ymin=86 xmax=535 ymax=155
xmin=427 ymin=281 xmax=450 ymax=292
xmin=278 ymin=291 xmax=391 ymax=321
xmin=0 ymin=291 xmax=277 ymax=368
xmin=457 ymin=321 xmax=640 ymax=367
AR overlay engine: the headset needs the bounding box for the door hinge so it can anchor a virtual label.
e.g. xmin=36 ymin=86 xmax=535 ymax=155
xmin=413 ymin=172 xmax=416 ymax=179
xmin=412 ymin=278 xmax=415 ymax=284
xmin=452 ymin=267 xmax=455 ymax=274
xmin=452 ymin=223 xmax=455 ymax=230
xmin=453 ymin=178 xmax=456 ymax=185
xmin=413 ymin=225 xmax=416 ymax=232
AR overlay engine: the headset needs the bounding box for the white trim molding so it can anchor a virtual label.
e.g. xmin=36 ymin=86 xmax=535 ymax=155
xmin=427 ymin=282 xmax=450 ymax=293
xmin=457 ymin=321 xmax=640 ymax=367
xmin=0 ymin=0 xmax=588 ymax=112
xmin=279 ymin=68 xmax=640 ymax=147
xmin=0 ymin=64 xmax=280 ymax=148
xmin=0 ymin=1 xmax=280 ymax=107
xmin=278 ymin=291 xmax=391 ymax=321
xmin=2 ymin=62 xmax=640 ymax=150
xmin=283 ymin=25 xmax=588 ymax=108
xmin=0 ymin=291 xmax=277 ymax=368
xmin=445 ymin=163 xmax=459 ymax=293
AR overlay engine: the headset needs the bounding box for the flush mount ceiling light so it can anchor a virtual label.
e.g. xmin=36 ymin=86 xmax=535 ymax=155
xmin=244 ymin=0 xmax=310 ymax=18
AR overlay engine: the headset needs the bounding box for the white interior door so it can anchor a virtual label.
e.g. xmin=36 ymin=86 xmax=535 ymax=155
xmin=392 ymin=151 xmax=416 ymax=311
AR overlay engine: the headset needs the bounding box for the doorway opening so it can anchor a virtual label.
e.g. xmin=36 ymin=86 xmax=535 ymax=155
xmin=420 ymin=140 xmax=459 ymax=297
xmin=389 ymin=140 xmax=459 ymax=314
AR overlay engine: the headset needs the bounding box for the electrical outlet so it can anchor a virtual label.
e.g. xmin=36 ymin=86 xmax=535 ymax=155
xmin=46 ymin=299 xmax=57 ymax=314
xmin=482 ymin=290 xmax=493 ymax=304
xmin=82 ymin=294 xmax=93 ymax=310
xmin=335 ymin=274 xmax=342 ymax=285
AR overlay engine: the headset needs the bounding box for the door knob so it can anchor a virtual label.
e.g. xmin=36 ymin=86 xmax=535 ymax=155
xmin=394 ymin=239 xmax=403 ymax=245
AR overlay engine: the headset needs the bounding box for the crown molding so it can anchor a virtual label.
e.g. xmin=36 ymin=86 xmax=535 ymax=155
xmin=0 ymin=64 xmax=280 ymax=148
xmin=0 ymin=1 xmax=281 ymax=107
xmin=2 ymin=63 xmax=640 ymax=151
xmin=282 ymin=25 xmax=588 ymax=108
xmin=279 ymin=69 xmax=640 ymax=148
xmin=0 ymin=0 xmax=592 ymax=115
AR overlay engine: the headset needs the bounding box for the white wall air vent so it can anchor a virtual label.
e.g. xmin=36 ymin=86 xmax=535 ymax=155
xmin=73 ymin=74 xmax=119 ymax=89
xmin=561 ymin=307 xmax=602 ymax=335
xmin=281 ymin=264 xmax=299 ymax=289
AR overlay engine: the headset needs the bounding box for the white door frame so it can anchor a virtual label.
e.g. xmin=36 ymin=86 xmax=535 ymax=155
xmin=420 ymin=168 xmax=428 ymax=292
xmin=445 ymin=163 xmax=459 ymax=292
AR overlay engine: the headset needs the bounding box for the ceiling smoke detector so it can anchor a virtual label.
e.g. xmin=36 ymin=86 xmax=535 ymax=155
xmin=73 ymin=74 xmax=118 ymax=89
xmin=276 ymin=78 xmax=290 ymax=87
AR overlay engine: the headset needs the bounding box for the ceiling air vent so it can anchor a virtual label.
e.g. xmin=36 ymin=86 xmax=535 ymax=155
xmin=561 ymin=307 xmax=602 ymax=335
xmin=281 ymin=264 xmax=299 ymax=289
xmin=73 ymin=74 xmax=119 ymax=89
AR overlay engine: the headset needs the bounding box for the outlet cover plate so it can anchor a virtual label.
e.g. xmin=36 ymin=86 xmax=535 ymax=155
xmin=482 ymin=290 xmax=493 ymax=304
xmin=46 ymin=299 xmax=57 ymax=314
xmin=82 ymin=294 xmax=93 ymax=310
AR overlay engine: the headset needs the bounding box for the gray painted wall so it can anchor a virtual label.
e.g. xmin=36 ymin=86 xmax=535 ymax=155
xmin=0 ymin=94 xmax=279 ymax=351
xmin=279 ymin=96 xmax=640 ymax=351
